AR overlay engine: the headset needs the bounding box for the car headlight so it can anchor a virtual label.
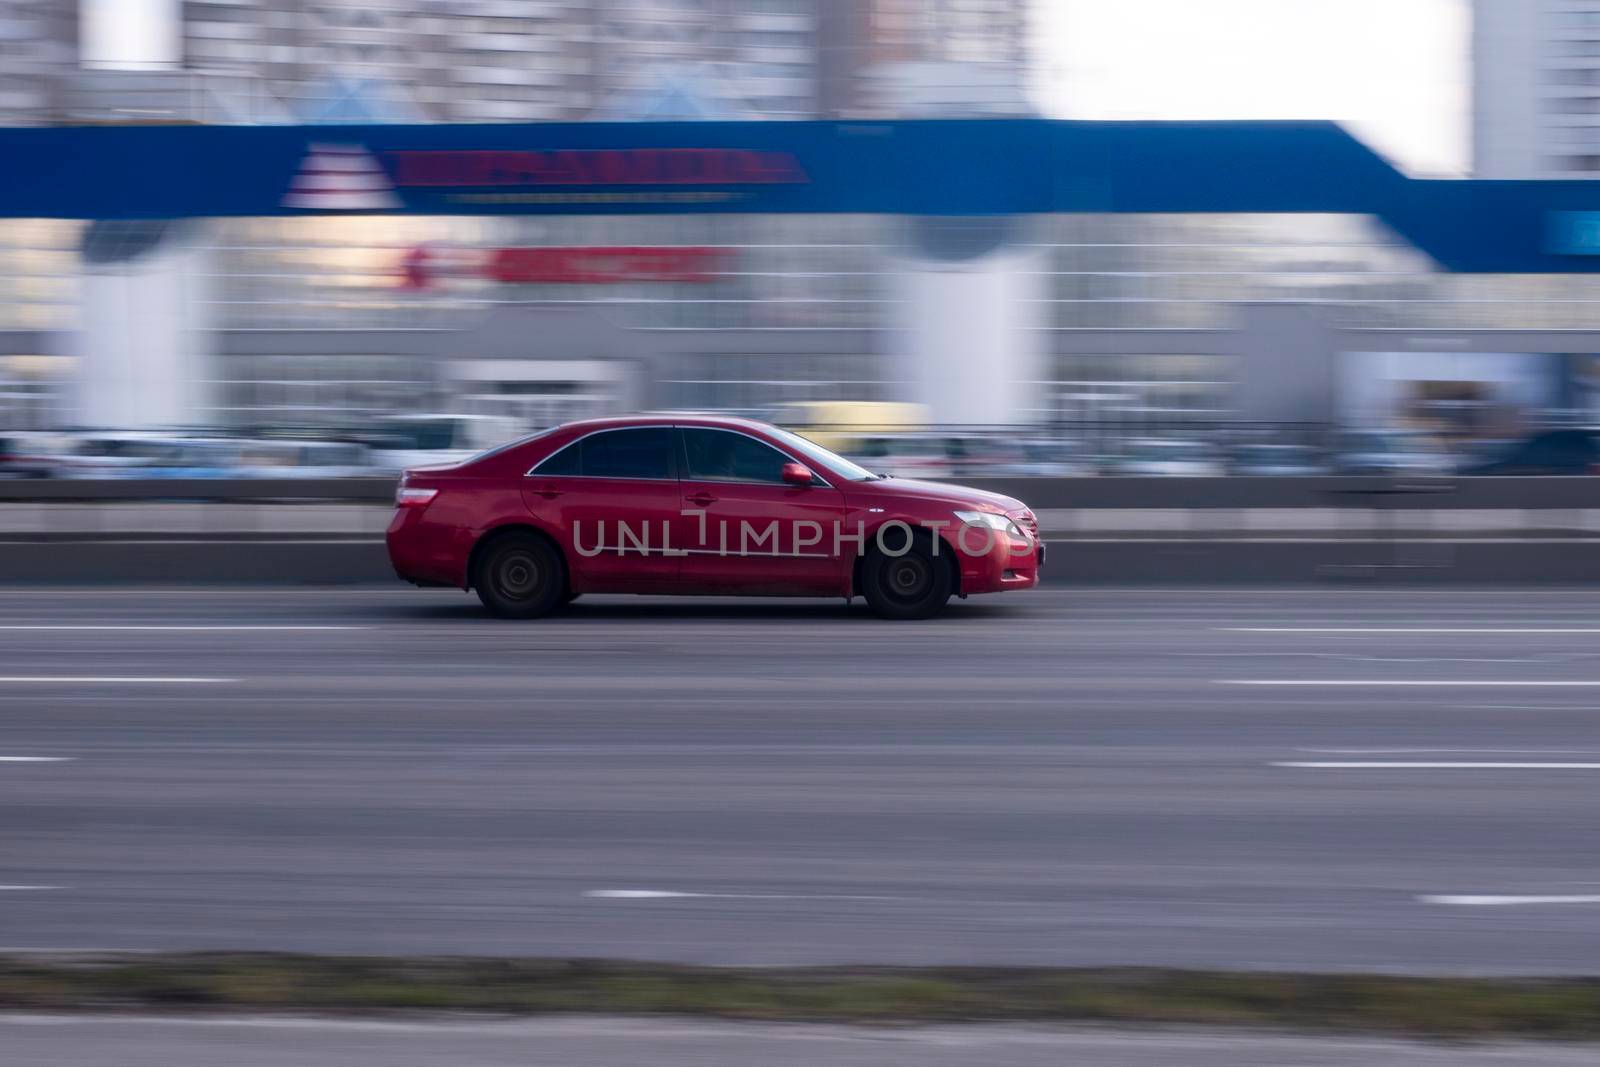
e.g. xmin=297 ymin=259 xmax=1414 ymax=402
xmin=954 ymin=510 xmax=1025 ymax=539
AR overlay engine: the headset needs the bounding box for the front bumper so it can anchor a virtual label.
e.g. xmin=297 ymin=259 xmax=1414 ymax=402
xmin=953 ymin=527 xmax=1042 ymax=594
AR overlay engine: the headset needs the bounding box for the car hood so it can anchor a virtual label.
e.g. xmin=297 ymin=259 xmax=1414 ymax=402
xmin=850 ymin=477 xmax=1029 ymax=513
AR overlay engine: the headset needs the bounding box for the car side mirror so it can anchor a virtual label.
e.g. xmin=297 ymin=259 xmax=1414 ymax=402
xmin=780 ymin=462 xmax=814 ymax=486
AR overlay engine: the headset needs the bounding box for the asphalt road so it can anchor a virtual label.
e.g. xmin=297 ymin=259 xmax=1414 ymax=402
xmin=5 ymin=1016 xmax=1595 ymax=1067
xmin=1 ymin=586 xmax=1600 ymax=973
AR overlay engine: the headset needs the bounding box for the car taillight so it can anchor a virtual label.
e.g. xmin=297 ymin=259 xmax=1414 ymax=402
xmin=395 ymin=487 xmax=439 ymax=508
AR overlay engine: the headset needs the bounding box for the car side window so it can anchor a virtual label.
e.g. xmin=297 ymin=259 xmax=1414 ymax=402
xmin=681 ymin=428 xmax=795 ymax=484
xmin=1522 ymin=434 xmax=1572 ymax=467
xmin=532 ymin=427 xmax=674 ymax=480
xmin=531 ymin=440 xmax=582 ymax=476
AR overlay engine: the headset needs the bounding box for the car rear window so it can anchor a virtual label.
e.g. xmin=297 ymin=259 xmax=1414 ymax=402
xmin=532 ymin=427 xmax=674 ymax=480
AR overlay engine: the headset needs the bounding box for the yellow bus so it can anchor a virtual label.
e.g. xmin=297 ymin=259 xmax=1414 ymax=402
xmin=774 ymin=401 xmax=929 ymax=452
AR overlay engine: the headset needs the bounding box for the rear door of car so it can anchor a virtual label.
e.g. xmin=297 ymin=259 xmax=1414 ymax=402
xmin=675 ymin=426 xmax=848 ymax=595
xmin=521 ymin=425 xmax=682 ymax=591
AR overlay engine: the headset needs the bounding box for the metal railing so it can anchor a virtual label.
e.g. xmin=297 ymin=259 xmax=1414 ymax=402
xmin=0 ymin=476 xmax=1594 ymax=510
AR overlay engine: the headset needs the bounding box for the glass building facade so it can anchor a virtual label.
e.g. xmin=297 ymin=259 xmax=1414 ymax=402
xmin=7 ymin=210 xmax=1600 ymax=429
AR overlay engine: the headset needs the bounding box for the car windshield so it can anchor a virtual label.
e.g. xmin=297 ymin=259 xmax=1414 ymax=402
xmin=1342 ymin=430 xmax=1437 ymax=455
xmin=764 ymin=425 xmax=880 ymax=481
xmin=166 ymin=442 xmax=237 ymax=467
xmin=1238 ymin=445 xmax=1308 ymax=462
xmin=373 ymin=419 xmax=459 ymax=451
xmin=1132 ymin=441 xmax=1210 ymax=460
xmin=858 ymin=436 xmax=942 ymax=459
xmin=1023 ymin=440 xmax=1076 ymax=460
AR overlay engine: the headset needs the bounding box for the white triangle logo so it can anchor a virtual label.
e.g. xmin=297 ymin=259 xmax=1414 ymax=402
xmin=283 ymin=143 xmax=400 ymax=210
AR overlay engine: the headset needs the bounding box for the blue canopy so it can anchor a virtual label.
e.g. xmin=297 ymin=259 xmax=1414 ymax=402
xmin=2 ymin=118 xmax=1599 ymax=272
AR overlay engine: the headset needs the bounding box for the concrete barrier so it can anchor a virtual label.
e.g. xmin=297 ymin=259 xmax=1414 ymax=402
xmin=0 ymin=477 xmax=1595 ymax=585
xmin=2 ymin=475 xmax=1595 ymax=509
xmin=0 ymin=538 xmax=1592 ymax=587
xmin=0 ymin=539 xmax=393 ymax=585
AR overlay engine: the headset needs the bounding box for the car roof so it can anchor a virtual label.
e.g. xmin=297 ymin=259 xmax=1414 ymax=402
xmin=557 ymin=413 xmax=783 ymax=435
xmin=380 ymin=413 xmax=507 ymax=423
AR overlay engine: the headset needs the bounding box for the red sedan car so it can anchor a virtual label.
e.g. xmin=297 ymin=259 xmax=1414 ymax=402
xmin=387 ymin=415 xmax=1042 ymax=619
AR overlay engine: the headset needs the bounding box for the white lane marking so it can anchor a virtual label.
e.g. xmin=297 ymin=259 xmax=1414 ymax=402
xmin=0 ymin=625 xmax=363 ymax=632
xmin=1298 ymin=748 xmax=1600 ymax=755
xmin=584 ymin=889 xmax=909 ymax=902
xmin=0 ymin=539 xmax=385 ymax=546
xmin=1198 ymin=652 xmax=1583 ymax=665
xmin=1223 ymin=680 xmax=1600 ymax=687
xmin=0 ymin=885 xmax=60 ymax=891
xmin=0 ymin=757 xmax=73 ymax=763
xmin=1421 ymin=894 xmax=1600 ymax=907
xmin=1224 ymin=627 xmax=1600 ymax=634
xmin=1276 ymin=761 xmax=1600 ymax=769
xmin=1047 ymin=537 xmax=1600 ymax=544
xmin=1080 ymin=589 xmax=1600 ymax=594
xmin=0 ymin=677 xmax=234 ymax=685
xmin=1467 ymin=704 xmax=1600 ymax=711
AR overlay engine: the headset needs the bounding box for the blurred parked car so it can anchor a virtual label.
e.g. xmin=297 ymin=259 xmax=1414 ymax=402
xmin=1330 ymin=429 xmax=1453 ymax=476
xmin=1460 ymin=429 xmax=1600 ymax=476
xmin=368 ymin=414 xmax=522 ymax=472
xmin=940 ymin=433 xmax=1022 ymax=478
xmin=235 ymin=439 xmax=374 ymax=478
xmin=0 ymin=432 xmax=53 ymax=478
xmin=131 ymin=438 xmax=246 ymax=478
xmin=1229 ymin=443 xmax=1325 ymax=476
xmin=846 ymin=433 xmax=953 ymax=479
xmin=1111 ymin=438 xmax=1226 ymax=477
xmin=991 ymin=437 xmax=1097 ymax=477
xmin=58 ymin=432 xmax=198 ymax=478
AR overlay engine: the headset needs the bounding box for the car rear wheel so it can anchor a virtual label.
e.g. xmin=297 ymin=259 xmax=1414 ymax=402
xmin=474 ymin=533 xmax=566 ymax=619
xmin=860 ymin=539 xmax=953 ymax=620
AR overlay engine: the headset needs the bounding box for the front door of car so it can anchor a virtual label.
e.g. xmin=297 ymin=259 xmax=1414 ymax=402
xmin=521 ymin=425 xmax=681 ymax=591
xmin=675 ymin=426 xmax=848 ymax=595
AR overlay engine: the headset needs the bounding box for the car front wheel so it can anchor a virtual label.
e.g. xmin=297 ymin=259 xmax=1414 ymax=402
xmin=860 ymin=540 xmax=953 ymax=620
xmin=474 ymin=533 xmax=566 ymax=619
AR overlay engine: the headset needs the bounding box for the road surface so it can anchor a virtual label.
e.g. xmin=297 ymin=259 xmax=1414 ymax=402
xmin=3 ymin=1016 xmax=1594 ymax=1067
xmin=0 ymin=587 xmax=1598 ymax=972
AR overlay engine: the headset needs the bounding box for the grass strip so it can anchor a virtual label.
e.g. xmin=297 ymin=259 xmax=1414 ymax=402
xmin=0 ymin=954 xmax=1597 ymax=1039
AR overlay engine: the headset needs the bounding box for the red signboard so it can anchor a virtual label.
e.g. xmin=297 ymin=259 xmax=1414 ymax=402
xmin=387 ymin=148 xmax=808 ymax=188
xmin=401 ymin=245 xmax=728 ymax=288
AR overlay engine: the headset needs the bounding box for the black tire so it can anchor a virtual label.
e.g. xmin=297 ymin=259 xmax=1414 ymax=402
xmin=859 ymin=538 xmax=953 ymax=620
xmin=473 ymin=533 xmax=566 ymax=619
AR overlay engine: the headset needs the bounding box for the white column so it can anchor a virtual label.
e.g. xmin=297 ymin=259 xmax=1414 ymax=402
xmin=71 ymin=223 xmax=213 ymax=429
xmin=887 ymin=235 xmax=1045 ymax=426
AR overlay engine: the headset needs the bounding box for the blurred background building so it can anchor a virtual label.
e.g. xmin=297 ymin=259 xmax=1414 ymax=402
xmin=0 ymin=0 xmax=1033 ymax=126
xmin=1 ymin=0 xmax=1600 ymax=467
xmin=0 ymin=0 xmax=1032 ymax=434
xmin=0 ymin=1 xmax=77 ymax=125
xmin=1475 ymin=0 xmax=1600 ymax=178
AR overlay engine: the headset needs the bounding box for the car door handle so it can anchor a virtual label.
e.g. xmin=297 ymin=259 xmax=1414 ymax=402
xmin=686 ymin=491 xmax=717 ymax=507
xmin=529 ymin=484 xmax=564 ymax=499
